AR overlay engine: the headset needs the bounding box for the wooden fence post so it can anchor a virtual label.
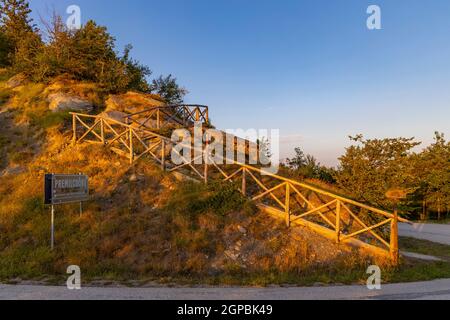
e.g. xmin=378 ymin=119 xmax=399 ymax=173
xmin=161 ymin=139 xmax=165 ymax=171
xmin=285 ymin=183 xmax=290 ymax=227
xmin=196 ymin=108 xmax=200 ymax=122
xmin=157 ymin=109 xmax=161 ymax=129
xmin=204 ymin=137 xmax=208 ymax=184
xmin=390 ymin=206 xmax=399 ymax=265
xmin=242 ymin=168 xmax=246 ymax=196
xmin=336 ymin=200 xmax=341 ymax=244
xmin=72 ymin=114 xmax=77 ymax=145
xmin=129 ymin=127 xmax=134 ymax=164
xmin=100 ymin=118 xmax=105 ymax=145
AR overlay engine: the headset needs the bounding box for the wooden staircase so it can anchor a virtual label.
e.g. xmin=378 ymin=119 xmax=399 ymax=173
xmin=70 ymin=105 xmax=410 ymax=264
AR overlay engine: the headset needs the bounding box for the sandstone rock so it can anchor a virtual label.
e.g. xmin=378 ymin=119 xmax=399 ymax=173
xmin=237 ymin=226 xmax=247 ymax=234
xmin=101 ymin=110 xmax=129 ymax=124
xmin=1 ymin=166 xmax=26 ymax=177
xmin=6 ymin=73 xmax=28 ymax=88
xmin=105 ymin=92 xmax=165 ymax=114
xmin=48 ymin=93 xmax=93 ymax=113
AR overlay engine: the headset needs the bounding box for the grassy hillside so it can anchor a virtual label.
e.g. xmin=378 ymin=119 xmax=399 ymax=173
xmin=1 ymin=74 xmax=450 ymax=286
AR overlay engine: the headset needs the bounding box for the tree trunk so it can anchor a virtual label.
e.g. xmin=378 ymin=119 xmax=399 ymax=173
xmin=421 ymin=200 xmax=426 ymax=221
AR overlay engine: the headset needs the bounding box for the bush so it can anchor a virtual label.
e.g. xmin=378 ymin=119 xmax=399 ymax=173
xmin=165 ymin=181 xmax=254 ymax=218
xmin=150 ymin=74 xmax=188 ymax=104
xmin=0 ymin=88 xmax=12 ymax=105
xmin=28 ymin=110 xmax=72 ymax=129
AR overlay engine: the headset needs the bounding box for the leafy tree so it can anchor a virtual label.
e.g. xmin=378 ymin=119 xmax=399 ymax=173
xmin=0 ymin=0 xmax=42 ymax=70
xmin=32 ymin=16 xmax=152 ymax=93
xmin=150 ymin=74 xmax=188 ymax=104
xmin=120 ymin=44 xmax=152 ymax=93
xmin=1 ymin=1 xmax=187 ymax=96
xmin=335 ymin=135 xmax=420 ymax=210
xmin=0 ymin=29 xmax=12 ymax=66
xmin=412 ymin=132 xmax=450 ymax=219
xmin=0 ymin=0 xmax=35 ymax=44
xmin=285 ymin=147 xmax=334 ymax=182
xmin=286 ymin=147 xmax=319 ymax=178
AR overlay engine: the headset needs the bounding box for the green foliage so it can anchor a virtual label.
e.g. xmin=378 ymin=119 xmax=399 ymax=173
xmin=334 ymin=133 xmax=449 ymax=219
xmin=1 ymin=1 xmax=188 ymax=96
xmin=286 ymin=147 xmax=336 ymax=183
xmin=411 ymin=132 xmax=450 ymax=218
xmin=335 ymin=135 xmax=420 ymax=210
xmin=28 ymin=110 xmax=72 ymax=129
xmin=166 ymin=181 xmax=254 ymax=218
xmin=150 ymin=74 xmax=188 ymax=104
xmin=0 ymin=29 xmax=12 ymax=67
xmin=32 ymin=17 xmax=149 ymax=93
xmin=0 ymin=87 xmax=12 ymax=104
xmin=121 ymin=44 xmax=152 ymax=92
xmin=0 ymin=0 xmax=35 ymax=42
xmin=0 ymin=0 xmax=42 ymax=71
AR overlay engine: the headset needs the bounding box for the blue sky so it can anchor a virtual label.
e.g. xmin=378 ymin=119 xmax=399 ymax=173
xmin=29 ymin=0 xmax=450 ymax=166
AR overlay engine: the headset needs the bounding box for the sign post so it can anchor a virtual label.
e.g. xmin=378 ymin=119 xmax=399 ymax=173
xmin=45 ymin=174 xmax=89 ymax=249
xmin=51 ymin=204 xmax=55 ymax=250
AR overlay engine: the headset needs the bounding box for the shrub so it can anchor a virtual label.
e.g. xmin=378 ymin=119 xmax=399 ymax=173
xmin=0 ymin=88 xmax=12 ymax=105
xmin=165 ymin=181 xmax=254 ymax=219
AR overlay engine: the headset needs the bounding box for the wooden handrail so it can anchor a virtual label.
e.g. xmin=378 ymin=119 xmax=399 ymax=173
xmin=71 ymin=110 xmax=411 ymax=264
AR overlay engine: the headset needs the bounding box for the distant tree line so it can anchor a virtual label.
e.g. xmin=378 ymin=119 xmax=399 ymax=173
xmin=286 ymin=132 xmax=450 ymax=221
xmin=0 ymin=0 xmax=187 ymax=103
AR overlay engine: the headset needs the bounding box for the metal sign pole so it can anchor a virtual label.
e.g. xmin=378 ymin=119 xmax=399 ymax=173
xmin=51 ymin=205 xmax=55 ymax=250
xmin=80 ymin=202 xmax=82 ymax=217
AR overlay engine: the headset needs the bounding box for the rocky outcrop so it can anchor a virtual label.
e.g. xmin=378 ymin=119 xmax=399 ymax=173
xmin=48 ymin=93 xmax=93 ymax=113
xmin=6 ymin=73 xmax=28 ymax=89
xmin=105 ymin=92 xmax=165 ymax=114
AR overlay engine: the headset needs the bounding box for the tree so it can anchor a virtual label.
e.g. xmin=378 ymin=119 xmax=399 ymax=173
xmin=33 ymin=16 xmax=152 ymax=93
xmin=285 ymin=147 xmax=334 ymax=182
xmin=121 ymin=44 xmax=152 ymax=93
xmin=0 ymin=0 xmax=41 ymax=69
xmin=150 ymin=74 xmax=188 ymax=104
xmin=1 ymin=3 xmax=186 ymax=96
xmin=335 ymin=135 xmax=420 ymax=210
xmin=0 ymin=29 xmax=12 ymax=66
xmin=286 ymin=147 xmax=319 ymax=178
xmin=413 ymin=132 xmax=450 ymax=220
xmin=0 ymin=0 xmax=35 ymax=44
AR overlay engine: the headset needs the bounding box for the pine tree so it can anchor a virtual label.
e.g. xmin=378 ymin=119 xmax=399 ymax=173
xmin=0 ymin=29 xmax=12 ymax=66
xmin=0 ymin=0 xmax=41 ymax=71
xmin=150 ymin=75 xmax=187 ymax=104
xmin=0 ymin=0 xmax=35 ymax=45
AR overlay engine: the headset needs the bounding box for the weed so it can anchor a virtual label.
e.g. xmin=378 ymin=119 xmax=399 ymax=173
xmin=27 ymin=110 xmax=72 ymax=129
xmin=0 ymin=88 xmax=12 ymax=105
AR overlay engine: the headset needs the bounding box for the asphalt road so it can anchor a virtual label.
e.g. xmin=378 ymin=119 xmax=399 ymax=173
xmin=1 ymin=279 xmax=450 ymax=300
xmin=2 ymin=222 xmax=448 ymax=300
xmin=399 ymin=222 xmax=450 ymax=245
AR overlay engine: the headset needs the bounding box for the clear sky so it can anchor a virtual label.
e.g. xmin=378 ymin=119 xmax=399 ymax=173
xmin=29 ymin=0 xmax=450 ymax=166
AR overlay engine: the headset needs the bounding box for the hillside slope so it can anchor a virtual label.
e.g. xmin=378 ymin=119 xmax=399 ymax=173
xmin=0 ymin=74 xmax=381 ymax=285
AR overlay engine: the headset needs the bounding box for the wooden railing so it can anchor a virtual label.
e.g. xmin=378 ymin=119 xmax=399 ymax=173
xmin=71 ymin=112 xmax=409 ymax=264
xmin=126 ymin=105 xmax=209 ymax=130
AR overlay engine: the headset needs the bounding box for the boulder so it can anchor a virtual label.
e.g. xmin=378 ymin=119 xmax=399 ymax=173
xmin=6 ymin=73 xmax=28 ymax=89
xmin=101 ymin=110 xmax=129 ymax=123
xmin=48 ymin=93 xmax=93 ymax=113
xmin=105 ymin=92 xmax=165 ymax=114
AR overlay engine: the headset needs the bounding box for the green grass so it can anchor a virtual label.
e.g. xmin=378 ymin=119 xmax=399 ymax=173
xmin=0 ymin=88 xmax=12 ymax=105
xmin=415 ymin=218 xmax=450 ymax=225
xmin=384 ymin=260 xmax=450 ymax=283
xmin=0 ymin=69 xmax=11 ymax=82
xmin=399 ymin=237 xmax=450 ymax=260
xmin=381 ymin=237 xmax=450 ymax=284
xmin=28 ymin=110 xmax=73 ymax=129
